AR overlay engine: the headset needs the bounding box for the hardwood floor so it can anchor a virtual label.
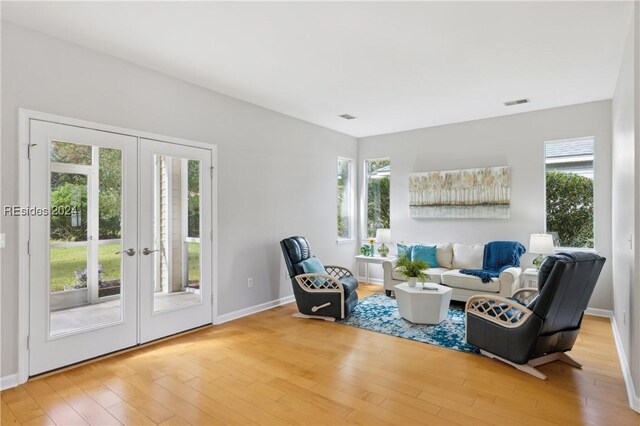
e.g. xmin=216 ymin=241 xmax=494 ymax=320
xmin=2 ymin=283 xmax=638 ymax=425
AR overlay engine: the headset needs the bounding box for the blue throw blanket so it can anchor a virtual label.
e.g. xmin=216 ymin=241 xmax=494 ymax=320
xmin=460 ymin=241 xmax=526 ymax=283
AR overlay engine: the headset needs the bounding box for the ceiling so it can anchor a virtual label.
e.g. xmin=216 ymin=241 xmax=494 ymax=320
xmin=2 ymin=1 xmax=633 ymax=138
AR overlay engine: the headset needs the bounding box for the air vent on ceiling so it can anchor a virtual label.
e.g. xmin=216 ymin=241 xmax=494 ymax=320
xmin=504 ymin=98 xmax=530 ymax=106
xmin=339 ymin=114 xmax=357 ymax=120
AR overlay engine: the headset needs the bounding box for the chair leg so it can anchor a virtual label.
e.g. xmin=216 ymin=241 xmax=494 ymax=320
xmin=292 ymin=312 xmax=336 ymax=322
xmin=516 ymin=363 xmax=548 ymax=380
xmin=481 ymin=350 xmax=583 ymax=380
xmin=480 ymin=350 xmax=547 ymax=380
xmin=559 ymin=353 xmax=583 ymax=369
xmin=528 ymin=352 xmax=582 ymax=369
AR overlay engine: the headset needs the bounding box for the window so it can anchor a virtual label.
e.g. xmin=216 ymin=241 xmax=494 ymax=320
xmin=186 ymin=159 xmax=201 ymax=289
xmin=545 ymin=137 xmax=594 ymax=248
xmin=364 ymin=158 xmax=390 ymax=238
xmin=337 ymin=157 xmax=354 ymax=240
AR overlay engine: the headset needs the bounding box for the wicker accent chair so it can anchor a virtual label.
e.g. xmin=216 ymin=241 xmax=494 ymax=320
xmin=280 ymin=236 xmax=358 ymax=321
xmin=465 ymin=252 xmax=605 ymax=380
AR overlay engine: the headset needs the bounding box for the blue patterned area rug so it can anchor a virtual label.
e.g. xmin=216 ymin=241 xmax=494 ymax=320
xmin=338 ymin=293 xmax=480 ymax=354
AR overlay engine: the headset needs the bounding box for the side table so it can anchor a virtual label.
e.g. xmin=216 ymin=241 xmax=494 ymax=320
xmin=522 ymin=268 xmax=538 ymax=288
xmin=355 ymin=255 xmax=395 ymax=285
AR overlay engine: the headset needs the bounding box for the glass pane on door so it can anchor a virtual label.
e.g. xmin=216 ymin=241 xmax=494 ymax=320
xmin=49 ymin=142 xmax=124 ymax=336
xmin=51 ymin=140 xmax=92 ymax=165
xmin=98 ymin=148 xmax=123 ymax=300
xmin=150 ymin=155 xmax=202 ymax=312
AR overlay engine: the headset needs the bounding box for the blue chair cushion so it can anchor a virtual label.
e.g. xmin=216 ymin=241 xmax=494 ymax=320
xmin=507 ymin=296 xmax=523 ymax=306
xmin=299 ymin=257 xmax=326 ymax=287
xmin=481 ymin=300 xmax=523 ymax=324
xmin=338 ymin=276 xmax=359 ymax=296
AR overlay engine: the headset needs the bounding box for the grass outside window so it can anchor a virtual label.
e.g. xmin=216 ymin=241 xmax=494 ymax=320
xmin=50 ymin=242 xmax=201 ymax=292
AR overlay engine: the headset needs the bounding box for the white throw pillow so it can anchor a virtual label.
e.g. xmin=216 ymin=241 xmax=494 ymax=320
xmin=452 ymin=243 xmax=484 ymax=269
xmin=434 ymin=242 xmax=453 ymax=269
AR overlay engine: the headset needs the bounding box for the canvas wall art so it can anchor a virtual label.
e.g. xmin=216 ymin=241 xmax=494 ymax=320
xmin=409 ymin=166 xmax=510 ymax=219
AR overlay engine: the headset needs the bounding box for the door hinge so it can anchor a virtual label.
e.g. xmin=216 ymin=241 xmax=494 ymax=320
xmin=210 ymin=230 xmax=213 ymax=242
xmin=27 ymin=335 xmax=30 ymax=350
xmin=27 ymin=144 xmax=37 ymax=160
xmin=27 ymin=240 xmax=30 ymax=255
xmin=211 ymin=294 xmax=214 ymax=304
xmin=210 ymin=166 xmax=215 ymax=179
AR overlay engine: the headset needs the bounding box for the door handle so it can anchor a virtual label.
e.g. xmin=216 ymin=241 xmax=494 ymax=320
xmin=116 ymin=248 xmax=136 ymax=256
xmin=142 ymin=247 xmax=160 ymax=256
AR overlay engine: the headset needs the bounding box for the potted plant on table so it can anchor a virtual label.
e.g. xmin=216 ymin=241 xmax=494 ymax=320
xmin=396 ymin=255 xmax=429 ymax=287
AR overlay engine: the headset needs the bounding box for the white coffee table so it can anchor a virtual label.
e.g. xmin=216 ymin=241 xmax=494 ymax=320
xmin=394 ymin=282 xmax=452 ymax=325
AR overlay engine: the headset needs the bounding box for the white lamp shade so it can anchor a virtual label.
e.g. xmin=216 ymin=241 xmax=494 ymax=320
xmin=529 ymin=233 xmax=554 ymax=254
xmin=375 ymin=228 xmax=392 ymax=243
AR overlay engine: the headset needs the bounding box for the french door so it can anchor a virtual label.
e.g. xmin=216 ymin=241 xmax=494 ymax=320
xmin=139 ymin=138 xmax=212 ymax=343
xmin=28 ymin=120 xmax=213 ymax=375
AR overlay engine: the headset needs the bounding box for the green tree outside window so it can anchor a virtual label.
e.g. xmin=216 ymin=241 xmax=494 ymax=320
xmin=546 ymin=170 xmax=594 ymax=248
xmin=337 ymin=159 xmax=352 ymax=239
xmin=366 ymin=160 xmax=390 ymax=238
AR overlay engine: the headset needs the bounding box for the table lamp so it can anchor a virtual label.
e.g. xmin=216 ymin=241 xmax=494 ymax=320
xmin=529 ymin=233 xmax=554 ymax=269
xmin=376 ymin=228 xmax=392 ymax=257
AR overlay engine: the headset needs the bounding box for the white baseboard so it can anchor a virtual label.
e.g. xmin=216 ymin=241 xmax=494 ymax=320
xmin=214 ymin=295 xmax=295 ymax=325
xmin=583 ymin=307 xmax=639 ymax=412
xmin=0 ymin=373 xmax=19 ymax=391
xmin=610 ymin=315 xmax=640 ymax=413
xmin=357 ymin=276 xmax=383 ymax=285
xmin=584 ymin=307 xmax=613 ymax=318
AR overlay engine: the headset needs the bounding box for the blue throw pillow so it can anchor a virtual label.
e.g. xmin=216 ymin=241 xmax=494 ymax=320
xmin=411 ymin=244 xmax=438 ymax=268
xmin=299 ymin=257 xmax=327 ymax=287
xmin=397 ymin=243 xmax=412 ymax=261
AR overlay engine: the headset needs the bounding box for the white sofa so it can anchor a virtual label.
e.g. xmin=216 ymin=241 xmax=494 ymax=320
xmin=382 ymin=242 xmax=522 ymax=302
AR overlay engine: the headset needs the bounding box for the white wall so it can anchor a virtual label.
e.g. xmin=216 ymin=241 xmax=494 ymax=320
xmin=612 ymin=2 xmax=636 ymax=396
xmin=612 ymin=1 xmax=640 ymax=410
xmin=0 ymin=23 xmax=358 ymax=377
xmin=634 ymin=0 xmax=640 ymax=405
xmin=358 ymin=101 xmax=613 ymax=311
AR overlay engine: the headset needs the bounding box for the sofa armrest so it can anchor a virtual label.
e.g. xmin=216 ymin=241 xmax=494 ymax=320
xmin=382 ymin=259 xmax=398 ymax=291
xmin=498 ymin=267 xmax=521 ymax=297
xmin=382 ymin=259 xmax=397 ymax=272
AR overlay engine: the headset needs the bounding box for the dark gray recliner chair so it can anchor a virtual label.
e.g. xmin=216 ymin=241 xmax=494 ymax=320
xmin=465 ymin=252 xmax=605 ymax=379
xmin=280 ymin=236 xmax=358 ymax=320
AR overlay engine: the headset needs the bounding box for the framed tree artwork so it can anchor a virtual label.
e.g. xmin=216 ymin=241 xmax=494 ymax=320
xmin=409 ymin=166 xmax=510 ymax=219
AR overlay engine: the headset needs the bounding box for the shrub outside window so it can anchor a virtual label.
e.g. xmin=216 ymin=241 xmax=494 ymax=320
xmin=337 ymin=158 xmax=354 ymax=240
xmin=364 ymin=158 xmax=391 ymax=239
xmin=545 ymin=137 xmax=594 ymax=249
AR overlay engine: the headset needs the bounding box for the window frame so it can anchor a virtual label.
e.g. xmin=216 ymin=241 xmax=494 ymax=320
xmin=361 ymin=157 xmax=391 ymax=242
xmin=543 ymin=136 xmax=596 ymax=251
xmin=336 ymin=157 xmax=355 ymax=243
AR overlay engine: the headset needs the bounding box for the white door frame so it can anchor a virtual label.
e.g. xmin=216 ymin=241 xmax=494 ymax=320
xmin=17 ymin=109 xmax=218 ymax=385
